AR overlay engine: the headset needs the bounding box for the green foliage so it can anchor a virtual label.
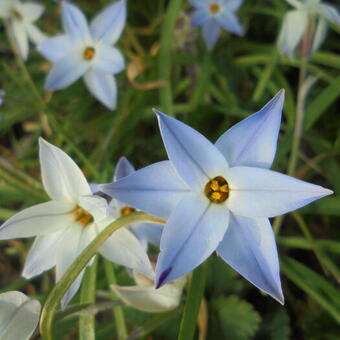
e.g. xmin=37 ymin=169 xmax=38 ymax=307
xmin=211 ymin=295 xmax=261 ymax=340
xmin=0 ymin=0 xmax=339 ymax=339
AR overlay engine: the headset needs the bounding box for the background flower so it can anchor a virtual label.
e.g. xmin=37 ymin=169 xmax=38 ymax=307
xmin=278 ymin=0 xmax=340 ymax=58
xmin=38 ymin=0 xmax=126 ymax=109
xmin=0 ymin=0 xmax=46 ymax=59
xmin=190 ymin=0 xmax=244 ymax=49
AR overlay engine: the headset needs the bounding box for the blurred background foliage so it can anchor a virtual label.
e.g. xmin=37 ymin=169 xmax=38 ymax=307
xmin=0 ymin=0 xmax=339 ymax=339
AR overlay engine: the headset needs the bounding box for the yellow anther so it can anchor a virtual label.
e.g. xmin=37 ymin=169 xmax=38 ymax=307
xmin=204 ymin=176 xmax=229 ymax=203
xmin=220 ymin=185 xmax=229 ymax=193
xmin=83 ymin=47 xmax=96 ymax=60
xmin=211 ymin=192 xmax=222 ymax=200
xmin=73 ymin=207 xmax=93 ymax=226
xmin=121 ymin=206 xmax=136 ymax=216
xmin=210 ymin=180 xmax=220 ymax=191
xmin=209 ymin=3 xmax=220 ymax=14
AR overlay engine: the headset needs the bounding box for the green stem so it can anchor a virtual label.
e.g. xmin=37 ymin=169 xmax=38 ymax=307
xmin=79 ymin=257 xmax=98 ymax=340
xmin=103 ymin=260 xmax=128 ymax=340
xmin=158 ymin=0 xmax=183 ymax=115
xmin=39 ymin=212 xmax=165 ymax=340
xmin=273 ymin=56 xmax=308 ymax=235
xmin=177 ymin=262 xmax=207 ymax=340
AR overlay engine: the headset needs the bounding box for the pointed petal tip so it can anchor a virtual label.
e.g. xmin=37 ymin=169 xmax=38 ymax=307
xmin=152 ymin=108 xmax=163 ymax=116
xmin=156 ymin=267 xmax=172 ymax=289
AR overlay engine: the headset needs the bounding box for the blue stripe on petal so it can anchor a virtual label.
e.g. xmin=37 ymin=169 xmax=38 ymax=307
xmin=155 ymin=193 xmax=230 ymax=287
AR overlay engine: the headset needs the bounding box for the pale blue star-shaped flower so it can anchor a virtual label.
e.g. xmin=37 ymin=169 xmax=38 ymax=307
xmin=38 ymin=0 xmax=126 ymax=110
xmin=190 ymin=0 xmax=244 ymax=49
xmin=0 ymin=138 xmax=153 ymax=308
xmin=100 ymin=90 xmax=333 ymax=303
xmin=278 ymin=0 xmax=340 ymax=58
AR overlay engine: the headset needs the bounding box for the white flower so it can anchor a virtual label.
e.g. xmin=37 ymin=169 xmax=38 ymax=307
xmin=278 ymin=0 xmax=340 ymax=58
xmin=38 ymin=1 xmax=127 ymax=110
xmin=0 ymin=138 xmax=153 ymax=308
xmin=112 ymin=270 xmax=186 ymax=313
xmin=0 ymin=0 xmax=46 ymax=59
xmin=0 ymin=291 xmax=41 ymax=340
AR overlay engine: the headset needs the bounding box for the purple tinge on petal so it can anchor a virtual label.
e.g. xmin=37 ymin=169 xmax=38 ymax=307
xmin=156 ymin=267 xmax=173 ymax=289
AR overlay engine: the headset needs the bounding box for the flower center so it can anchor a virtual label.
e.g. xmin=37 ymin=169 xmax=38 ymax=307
xmin=120 ymin=206 xmax=136 ymax=216
xmin=11 ymin=9 xmax=22 ymax=21
xmin=204 ymin=176 xmax=229 ymax=203
xmin=209 ymin=2 xmax=220 ymax=14
xmin=83 ymin=47 xmax=96 ymax=61
xmin=73 ymin=207 xmax=93 ymax=226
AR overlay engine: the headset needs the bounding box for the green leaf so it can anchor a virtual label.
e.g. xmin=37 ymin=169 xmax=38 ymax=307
xmin=267 ymin=309 xmax=291 ymax=340
xmin=212 ymin=295 xmax=261 ymax=340
xmin=305 ymin=76 xmax=340 ymax=130
xmin=281 ymin=256 xmax=340 ymax=323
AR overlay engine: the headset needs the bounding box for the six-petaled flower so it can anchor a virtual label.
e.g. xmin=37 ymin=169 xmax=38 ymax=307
xmin=100 ymin=90 xmax=333 ymax=303
xmin=38 ymin=1 xmax=127 ymax=110
xmin=190 ymin=0 xmax=244 ymax=49
xmin=0 ymin=138 xmax=153 ymax=308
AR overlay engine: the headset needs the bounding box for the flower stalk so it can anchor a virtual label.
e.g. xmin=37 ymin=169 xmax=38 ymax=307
xmin=39 ymin=212 xmax=165 ymax=340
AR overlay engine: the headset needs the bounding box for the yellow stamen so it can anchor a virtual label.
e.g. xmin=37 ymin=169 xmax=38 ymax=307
xmin=83 ymin=47 xmax=96 ymax=60
xmin=73 ymin=207 xmax=93 ymax=226
xmin=120 ymin=206 xmax=136 ymax=216
xmin=204 ymin=176 xmax=229 ymax=203
xmin=209 ymin=3 xmax=220 ymax=14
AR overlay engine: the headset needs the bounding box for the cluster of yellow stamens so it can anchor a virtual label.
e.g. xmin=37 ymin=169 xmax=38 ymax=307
xmin=120 ymin=206 xmax=136 ymax=216
xmin=209 ymin=2 xmax=221 ymax=14
xmin=73 ymin=207 xmax=93 ymax=225
xmin=204 ymin=176 xmax=229 ymax=203
xmin=83 ymin=47 xmax=96 ymax=60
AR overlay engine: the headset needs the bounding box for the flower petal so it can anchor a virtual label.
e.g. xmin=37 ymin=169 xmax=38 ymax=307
xmin=61 ymin=2 xmax=90 ymax=42
xmin=130 ymin=223 xmax=163 ymax=249
xmin=56 ymin=224 xmax=92 ymax=308
xmin=319 ymin=4 xmax=340 ymax=26
xmin=224 ymin=0 xmax=243 ymax=11
xmin=155 ymin=193 xmax=229 ymax=287
xmin=45 ymin=53 xmax=87 ymax=90
xmin=83 ymin=70 xmax=117 ymax=110
xmin=112 ymin=277 xmax=185 ymax=313
xmin=192 ymin=8 xmax=209 ymax=26
xmin=99 ymin=227 xmax=154 ymax=279
xmin=39 ymin=138 xmax=92 ymax=202
xmin=0 ymin=291 xmax=41 ymax=340
xmin=22 ymin=230 xmax=64 ymax=279
xmin=38 ymin=35 xmax=73 ymax=62
xmin=277 ymin=10 xmax=308 ymax=58
xmin=114 ymin=156 xmax=135 ymax=181
xmin=0 ymin=201 xmax=74 ymax=240
xmin=154 ymin=110 xmax=229 ymax=190
xmin=25 ymin=23 xmax=47 ymax=44
xmin=100 ymin=161 xmax=189 ymax=219
xmin=215 ymin=90 xmax=284 ymax=168
xmin=202 ymin=19 xmax=221 ymax=50
xmin=216 ymin=10 xmax=243 ymax=36
xmin=11 ymin=21 xmax=29 ymax=60
xmin=90 ymin=0 xmax=127 ymax=45
xmin=92 ymin=44 xmax=125 ymax=74
xmin=312 ymin=17 xmax=328 ymax=52
xmin=78 ymin=195 xmax=109 ymax=223
xmin=21 ymin=3 xmax=44 ymax=22
xmin=226 ymin=166 xmax=333 ymax=217
xmin=216 ymin=215 xmax=283 ymax=303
